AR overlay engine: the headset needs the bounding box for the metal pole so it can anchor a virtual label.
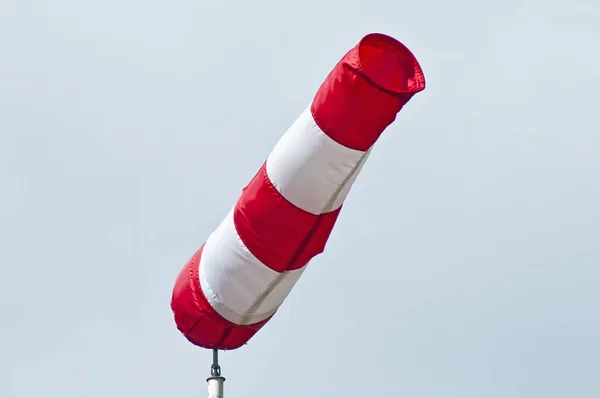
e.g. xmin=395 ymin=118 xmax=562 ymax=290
xmin=207 ymin=349 xmax=225 ymax=398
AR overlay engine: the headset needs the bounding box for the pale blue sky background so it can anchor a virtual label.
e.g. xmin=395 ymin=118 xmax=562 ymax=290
xmin=1 ymin=1 xmax=599 ymax=397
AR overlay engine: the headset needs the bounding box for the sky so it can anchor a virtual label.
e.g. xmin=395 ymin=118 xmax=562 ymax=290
xmin=1 ymin=1 xmax=599 ymax=397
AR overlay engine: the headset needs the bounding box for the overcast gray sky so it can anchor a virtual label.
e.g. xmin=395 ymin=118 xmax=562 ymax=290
xmin=1 ymin=1 xmax=599 ymax=397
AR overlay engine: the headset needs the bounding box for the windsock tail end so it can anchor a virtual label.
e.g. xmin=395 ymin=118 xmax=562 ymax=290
xmin=171 ymin=247 xmax=270 ymax=350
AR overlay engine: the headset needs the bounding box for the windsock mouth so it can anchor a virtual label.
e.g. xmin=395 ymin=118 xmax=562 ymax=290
xmin=355 ymin=33 xmax=425 ymax=95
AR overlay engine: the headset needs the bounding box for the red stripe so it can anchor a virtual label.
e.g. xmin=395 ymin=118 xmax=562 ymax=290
xmin=233 ymin=163 xmax=341 ymax=272
xmin=170 ymin=246 xmax=271 ymax=350
xmin=311 ymin=33 xmax=426 ymax=151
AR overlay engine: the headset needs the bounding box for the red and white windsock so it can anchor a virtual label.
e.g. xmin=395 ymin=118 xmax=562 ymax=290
xmin=171 ymin=33 xmax=426 ymax=350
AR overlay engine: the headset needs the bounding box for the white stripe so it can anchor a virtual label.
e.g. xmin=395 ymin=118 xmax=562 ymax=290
xmin=265 ymin=106 xmax=369 ymax=215
xmin=199 ymin=209 xmax=307 ymax=325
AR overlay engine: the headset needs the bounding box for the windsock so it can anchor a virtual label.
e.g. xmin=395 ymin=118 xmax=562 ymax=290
xmin=171 ymin=33 xmax=426 ymax=350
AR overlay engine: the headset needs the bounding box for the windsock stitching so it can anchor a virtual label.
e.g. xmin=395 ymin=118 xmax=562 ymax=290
xmin=238 ymin=147 xmax=372 ymax=325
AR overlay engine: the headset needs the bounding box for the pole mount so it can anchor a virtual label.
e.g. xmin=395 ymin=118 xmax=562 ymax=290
xmin=211 ymin=349 xmax=222 ymax=377
xmin=207 ymin=349 xmax=225 ymax=398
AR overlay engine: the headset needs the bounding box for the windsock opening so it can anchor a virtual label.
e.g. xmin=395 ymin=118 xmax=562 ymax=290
xmin=355 ymin=33 xmax=425 ymax=95
xmin=311 ymin=32 xmax=426 ymax=151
